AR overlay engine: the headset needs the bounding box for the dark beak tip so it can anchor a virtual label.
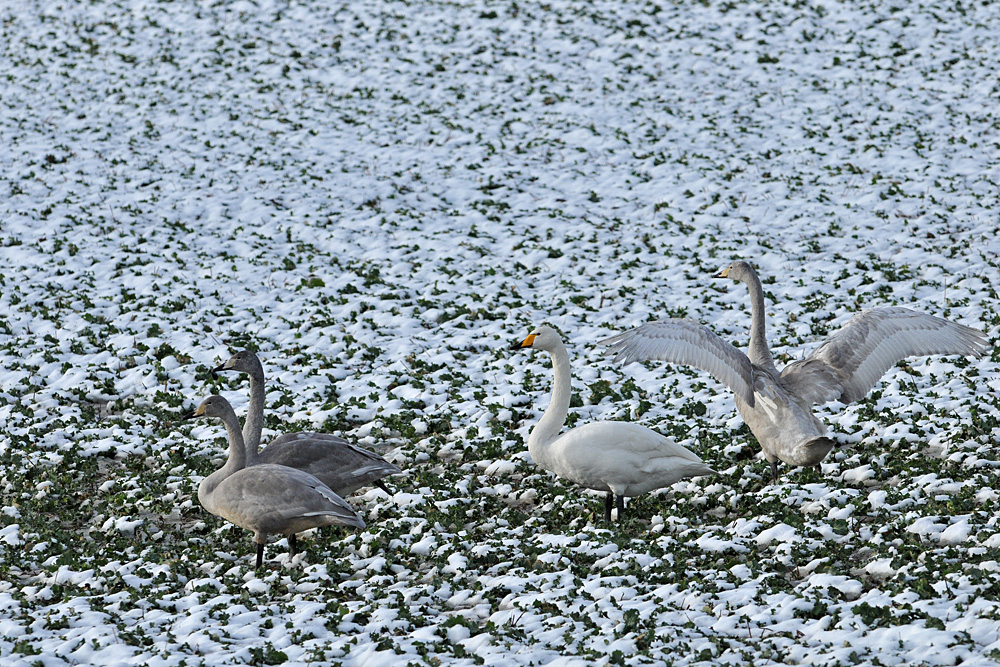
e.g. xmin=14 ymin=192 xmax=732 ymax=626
xmin=182 ymin=410 xmax=196 ymax=421
xmin=509 ymin=340 xmax=524 ymax=351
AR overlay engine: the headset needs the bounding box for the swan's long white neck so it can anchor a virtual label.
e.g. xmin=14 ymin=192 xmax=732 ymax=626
xmin=527 ymin=340 xmax=572 ymax=466
xmin=742 ymin=268 xmax=775 ymax=370
xmin=242 ymin=359 xmax=266 ymax=462
xmin=198 ymin=405 xmax=249 ymax=512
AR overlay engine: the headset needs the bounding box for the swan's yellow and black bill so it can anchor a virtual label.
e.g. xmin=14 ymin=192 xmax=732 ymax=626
xmin=511 ymin=333 xmax=537 ymax=350
xmin=715 ymin=267 xmax=731 ymax=279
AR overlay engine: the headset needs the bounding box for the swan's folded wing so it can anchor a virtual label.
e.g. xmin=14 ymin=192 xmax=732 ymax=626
xmin=259 ymin=432 xmax=401 ymax=496
xmin=781 ymin=307 xmax=988 ymax=405
xmin=219 ymin=465 xmax=367 ymax=530
xmin=263 ymin=433 xmax=400 ymax=472
xmin=599 ymin=319 xmax=756 ymax=407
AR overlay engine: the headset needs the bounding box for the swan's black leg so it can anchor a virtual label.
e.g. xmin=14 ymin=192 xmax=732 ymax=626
xmin=604 ymin=492 xmax=613 ymax=522
xmin=770 ymin=460 xmax=779 ymax=482
xmin=288 ymin=533 xmax=298 ymax=559
xmin=376 ymin=480 xmax=392 ymax=494
xmin=255 ymin=542 xmax=265 ymax=570
xmin=616 ymin=495 xmax=625 ymax=521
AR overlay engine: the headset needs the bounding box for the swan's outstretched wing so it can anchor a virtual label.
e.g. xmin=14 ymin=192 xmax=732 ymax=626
xmin=600 ymin=319 xmax=756 ymax=407
xmin=781 ymin=307 xmax=989 ymax=405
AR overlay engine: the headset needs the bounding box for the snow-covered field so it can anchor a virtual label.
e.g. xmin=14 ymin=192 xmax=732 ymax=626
xmin=2 ymin=0 xmax=999 ymax=664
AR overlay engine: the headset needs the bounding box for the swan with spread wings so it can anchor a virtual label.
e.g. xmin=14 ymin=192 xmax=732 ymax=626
xmin=601 ymin=261 xmax=989 ymax=480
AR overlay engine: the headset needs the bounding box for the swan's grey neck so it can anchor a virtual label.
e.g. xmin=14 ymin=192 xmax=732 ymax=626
xmin=219 ymin=406 xmax=249 ymax=470
xmin=742 ymin=268 xmax=775 ymax=369
xmin=242 ymin=364 xmax=266 ymax=461
xmin=528 ymin=340 xmax=572 ymax=466
xmin=198 ymin=405 xmax=249 ymax=511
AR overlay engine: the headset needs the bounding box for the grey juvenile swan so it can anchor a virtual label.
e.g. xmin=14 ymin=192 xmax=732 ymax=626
xmin=187 ymin=395 xmax=365 ymax=569
xmin=601 ymin=260 xmax=990 ymax=480
xmin=213 ymin=350 xmax=401 ymax=496
xmin=512 ymin=326 xmax=716 ymax=522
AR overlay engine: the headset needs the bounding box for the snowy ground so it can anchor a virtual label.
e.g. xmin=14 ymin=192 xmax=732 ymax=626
xmin=2 ymin=0 xmax=1000 ymax=664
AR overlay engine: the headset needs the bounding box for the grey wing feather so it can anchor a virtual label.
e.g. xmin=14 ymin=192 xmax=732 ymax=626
xmin=258 ymin=432 xmax=401 ymax=497
xmin=600 ymin=319 xmax=756 ymax=407
xmin=220 ymin=465 xmax=366 ymax=531
xmin=781 ymin=307 xmax=988 ymax=405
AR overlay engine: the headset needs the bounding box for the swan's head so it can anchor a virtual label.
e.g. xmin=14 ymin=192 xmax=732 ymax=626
xmin=511 ymin=325 xmax=561 ymax=352
xmin=716 ymin=260 xmax=756 ymax=282
xmin=212 ymin=349 xmax=263 ymax=377
xmin=184 ymin=394 xmax=235 ymax=421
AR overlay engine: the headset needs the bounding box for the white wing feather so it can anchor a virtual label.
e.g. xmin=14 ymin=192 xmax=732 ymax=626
xmin=600 ymin=319 xmax=756 ymax=407
xmin=781 ymin=307 xmax=988 ymax=405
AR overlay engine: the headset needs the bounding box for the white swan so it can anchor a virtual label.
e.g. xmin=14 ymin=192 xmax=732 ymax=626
xmin=187 ymin=395 xmax=366 ymax=569
xmin=512 ymin=325 xmax=716 ymax=522
xmin=601 ymin=260 xmax=990 ymax=480
xmin=213 ymin=350 xmax=401 ymax=496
